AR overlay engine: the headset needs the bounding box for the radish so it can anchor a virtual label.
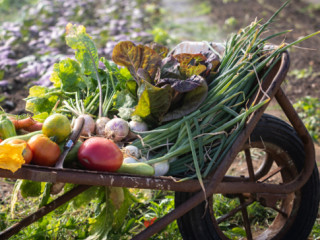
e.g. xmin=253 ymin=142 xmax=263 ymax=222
xmin=95 ymin=117 xmax=110 ymax=136
xmin=124 ymin=145 xmax=140 ymax=159
xmin=78 ymin=114 xmax=95 ymax=137
xmin=105 ymin=118 xmax=129 ymax=142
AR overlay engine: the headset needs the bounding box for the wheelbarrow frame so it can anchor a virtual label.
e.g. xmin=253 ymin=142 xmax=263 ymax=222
xmin=0 ymin=51 xmax=316 ymax=239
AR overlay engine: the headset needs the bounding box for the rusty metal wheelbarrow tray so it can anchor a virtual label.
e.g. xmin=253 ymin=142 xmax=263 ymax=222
xmin=0 ymin=51 xmax=316 ymax=239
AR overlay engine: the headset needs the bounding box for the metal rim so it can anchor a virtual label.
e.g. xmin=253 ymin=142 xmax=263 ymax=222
xmin=209 ymin=142 xmax=302 ymax=240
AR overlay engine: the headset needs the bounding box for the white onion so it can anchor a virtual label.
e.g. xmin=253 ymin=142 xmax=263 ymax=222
xmin=124 ymin=145 xmax=140 ymax=158
xmin=105 ymin=118 xmax=129 ymax=142
xmin=153 ymin=160 xmax=169 ymax=176
xmin=129 ymin=120 xmax=148 ymax=132
xmin=123 ymin=157 xmax=138 ymax=164
xmin=79 ymin=114 xmax=95 ymax=136
xmin=95 ymin=117 xmax=110 ymax=135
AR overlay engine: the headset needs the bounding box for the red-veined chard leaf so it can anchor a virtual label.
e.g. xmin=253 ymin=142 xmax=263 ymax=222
xmin=163 ymin=76 xmax=208 ymax=122
xmin=112 ymin=41 xmax=162 ymax=85
xmin=133 ymin=81 xmax=173 ymax=126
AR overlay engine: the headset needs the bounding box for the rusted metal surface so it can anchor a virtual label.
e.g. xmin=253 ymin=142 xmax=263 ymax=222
xmin=0 ymin=165 xmax=204 ymax=192
xmin=0 ymin=185 xmax=90 ymax=239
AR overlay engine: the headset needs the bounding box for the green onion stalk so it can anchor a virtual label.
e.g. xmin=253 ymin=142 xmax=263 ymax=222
xmin=132 ymin=1 xmax=319 ymax=181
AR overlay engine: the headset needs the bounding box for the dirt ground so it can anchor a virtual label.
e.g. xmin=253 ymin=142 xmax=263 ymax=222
xmin=207 ymin=0 xmax=320 ymax=102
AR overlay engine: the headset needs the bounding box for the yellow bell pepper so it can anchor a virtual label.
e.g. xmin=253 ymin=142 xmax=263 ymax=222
xmin=0 ymin=142 xmax=26 ymax=173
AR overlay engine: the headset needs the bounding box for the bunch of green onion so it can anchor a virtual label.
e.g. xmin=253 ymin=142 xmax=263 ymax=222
xmin=132 ymin=1 xmax=319 ymax=183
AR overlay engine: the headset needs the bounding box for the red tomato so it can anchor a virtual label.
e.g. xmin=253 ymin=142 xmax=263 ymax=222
xmin=28 ymin=134 xmax=61 ymax=166
xmin=78 ymin=137 xmax=123 ymax=172
xmin=8 ymin=139 xmax=33 ymax=164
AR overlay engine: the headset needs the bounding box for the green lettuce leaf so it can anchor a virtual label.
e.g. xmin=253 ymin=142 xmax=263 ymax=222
xmin=50 ymin=58 xmax=87 ymax=92
xmin=133 ymin=81 xmax=172 ymax=125
xmin=25 ymin=86 xmax=59 ymax=115
xmin=65 ymin=23 xmax=99 ymax=80
xmin=112 ymin=89 xmax=137 ymax=120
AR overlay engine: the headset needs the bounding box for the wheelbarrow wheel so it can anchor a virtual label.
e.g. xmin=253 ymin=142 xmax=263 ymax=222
xmin=175 ymin=114 xmax=320 ymax=240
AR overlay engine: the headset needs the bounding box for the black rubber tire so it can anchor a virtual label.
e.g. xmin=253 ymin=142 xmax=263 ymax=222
xmin=175 ymin=114 xmax=320 ymax=240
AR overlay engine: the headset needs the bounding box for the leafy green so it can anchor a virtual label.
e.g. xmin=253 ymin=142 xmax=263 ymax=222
xmin=112 ymin=41 xmax=162 ymax=84
xmin=87 ymin=187 xmax=134 ymax=239
xmin=112 ymin=89 xmax=137 ymax=120
xmin=65 ymin=23 xmax=99 ymax=80
xmin=50 ymin=58 xmax=87 ymax=92
xmin=111 ymin=40 xmax=221 ymax=125
xmin=25 ymin=86 xmax=60 ymax=115
xmin=174 ymin=53 xmax=207 ymax=78
xmin=133 ymin=81 xmax=173 ymax=125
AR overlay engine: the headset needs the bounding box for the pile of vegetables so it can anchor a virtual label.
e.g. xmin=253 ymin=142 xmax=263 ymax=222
xmin=1 ymin=2 xmax=319 ymax=238
xmin=1 ymin=2 xmax=319 ymax=178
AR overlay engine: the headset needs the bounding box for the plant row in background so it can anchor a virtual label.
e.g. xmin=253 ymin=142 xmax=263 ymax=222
xmin=0 ymin=0 xmax=160 ymax=112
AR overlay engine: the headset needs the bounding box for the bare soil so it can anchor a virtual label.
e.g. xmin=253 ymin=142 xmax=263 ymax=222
xmin=208 ymin=0 xmax=320 ymax=102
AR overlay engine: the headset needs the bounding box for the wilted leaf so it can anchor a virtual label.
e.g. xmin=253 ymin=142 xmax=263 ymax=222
xmin=133 ymin=81 xmax=173 ymax=125
xmin=112 ymin=41 xmax=162 ymax=84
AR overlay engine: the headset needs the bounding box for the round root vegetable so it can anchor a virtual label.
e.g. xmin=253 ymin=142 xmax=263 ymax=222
xmin=153 ymin=160 xmax=170 ymax=176
xmin=78 ymin=114 xmax=95 ymax=137
xmin=105 ymin=118 xmax=129 ymax=142
xmin=78 ymin=137 xmax=123 ymax=171
xmin=123 ymin=157 xmax=138 ymax=164
xmin=124 ymin=145 xmax=140 ymax=159
xmin=129 ymin=120 xmax=148 ymax=132
xmin=95 ymin=117 xmax=110 ymax=136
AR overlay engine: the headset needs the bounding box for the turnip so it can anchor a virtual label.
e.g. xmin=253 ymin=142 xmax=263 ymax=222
xmin=105 ymin=118 xmax=129 ymax=142
xmin=129 ymin=120 xmax=148 ymax=132
xmin=124 ymin=145 xmax=140 ymax=159
xmin=95 ymin=117 xmax=110 ymax=136
xmin=78 ymin=114 xmax=95 ymax=137
xmin=123 ymin=157 xmax=138 ymax=164
xmin=153 ymin=160 xmax=169 ymax=176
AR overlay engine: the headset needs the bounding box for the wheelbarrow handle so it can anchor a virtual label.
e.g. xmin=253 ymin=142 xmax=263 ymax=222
xmin=55 ymin=117 xmax=85 ymax=169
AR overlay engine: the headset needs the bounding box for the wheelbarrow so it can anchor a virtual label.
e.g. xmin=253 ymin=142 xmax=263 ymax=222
xmin=0 ymin=50 xmax=319 ymax=240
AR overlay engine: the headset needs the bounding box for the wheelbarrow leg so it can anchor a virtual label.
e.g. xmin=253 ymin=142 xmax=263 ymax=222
xmin=0 ymin=184 xmax=90 ymax=240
